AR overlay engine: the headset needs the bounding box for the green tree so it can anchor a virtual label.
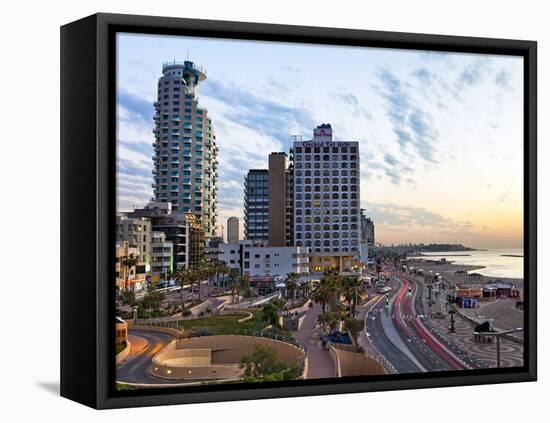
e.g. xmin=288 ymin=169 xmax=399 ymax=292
xmin=344 ymin=317 xmax=365 ymax=352
xmin=261 ymin=302 xmax=280 ymax=327
xmin=120 ymin=290 xmax=137 ymax=307
xmin=240 ymin=345 xmax=300 ymax=382
xmin=140 ymin=288 xmax=166 ymax=314
xmin=120 ymin=253 xmax=137 ymax=291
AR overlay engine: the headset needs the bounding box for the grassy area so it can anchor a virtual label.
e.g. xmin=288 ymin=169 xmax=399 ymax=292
xmin=115 ymin=341 xmax=127 ymax=355
xmin=178 ymin=312 xmax=269 ymax=337
xmin=177 ymin=311 xmax=298 ymax=346
xmin=116 ymin=382 xmax=137 ymax=391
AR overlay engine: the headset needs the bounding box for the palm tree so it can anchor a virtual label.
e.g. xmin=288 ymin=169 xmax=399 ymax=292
xmin=324 ymin=271 xmax=342 ymax=312
xmin=120 ymin=253 xmax=137 ymax=291
xmin=229 ymin=268 xmax=240 ymax=302
xmin=174 ymin=267 xmax=192 ymax=312
xmin=285 ymin=272 xmax=299 ymax=304
xmin=301 ymin=280 xmax=312 ymax=300
xmin=240 ymin=273 xmax=251 ymax=304
xmin=219 ymin=262 xmax=229 ymax=295
xmin=312 ymin=277 xmax=333 ymax=332
xmin=216 ymin=261 xmax=229 ymax=293
xmin=192 ymin=263 xmax=208 ymax=302
xmin=232 ymin=278 xmax=242 ymax=304
xmin=342 ymin=276 xmax=362 ymax=317
xmin=204 ymin=262 xmax=216 ymax=297
xmin=213 ymin=261 xmax=224 ymax=295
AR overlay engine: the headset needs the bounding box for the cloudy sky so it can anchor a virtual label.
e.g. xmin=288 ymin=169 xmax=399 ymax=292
xmin=117 ymin=32 xmax=524 ymax=249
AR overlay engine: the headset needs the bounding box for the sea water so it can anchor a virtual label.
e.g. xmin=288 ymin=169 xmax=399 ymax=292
xmin=410 ymin=248 xmax=524 ymax=279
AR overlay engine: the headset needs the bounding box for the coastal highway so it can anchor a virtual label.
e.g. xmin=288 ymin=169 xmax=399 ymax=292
xmin=364 ymin=292 xmax=421 ymax=374
xmin=364 ymin=282 xmax=424 ymax=373
xmin=392 ymin=276 xmax=465 ymax=372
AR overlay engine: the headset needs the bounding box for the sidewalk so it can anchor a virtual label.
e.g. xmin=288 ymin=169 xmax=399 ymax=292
xmin=293 ymin=303 xmax=335 ymax=379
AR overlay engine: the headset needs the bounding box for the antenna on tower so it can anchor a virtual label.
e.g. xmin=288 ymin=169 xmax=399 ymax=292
xmin=186 ymin=50 xmax=189 ymax=60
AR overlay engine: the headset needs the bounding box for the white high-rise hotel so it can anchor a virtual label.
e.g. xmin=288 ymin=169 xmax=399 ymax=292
xmin=292 ymin=124 xmax=361 ymax=272
xmin=152 ymin=60 xmax=218 ymax=239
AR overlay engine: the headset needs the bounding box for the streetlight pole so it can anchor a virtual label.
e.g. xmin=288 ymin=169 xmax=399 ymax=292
xmin=472 ymin=327 xmax=523 ymax=368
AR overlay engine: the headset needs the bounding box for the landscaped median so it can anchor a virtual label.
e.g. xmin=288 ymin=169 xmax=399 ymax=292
xmin=176 ymin=311 xmax=269 ymax=337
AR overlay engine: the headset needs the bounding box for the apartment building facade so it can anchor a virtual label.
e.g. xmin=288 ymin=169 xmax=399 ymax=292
xmin=115 ymin=241 xmax=149 ymax=291
xmin=292 ymin=124 xmax=361 ymax=272
xmin=218 ymin=240 xmax=310 ymax=277
xmin=268 ymin=152 xmax=293 ymax=247
xmin=243 ymin=169 xmax=269 ymax=241
xmin=129 ymin=201 xmax=190 ymax=270
xmin=226 ymin=216 xmax=239 ymax=243
xmin=152 ymin=60 xmax=218 ymax=239
xmin=150 ymin=231 xmax=173 ymax=281
xmin=115 ymin=215 xmax=152 ymax=265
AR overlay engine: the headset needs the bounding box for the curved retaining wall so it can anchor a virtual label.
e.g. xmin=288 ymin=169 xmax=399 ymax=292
xmin=219 ymin=309 xmax=254 ymax=323
xmin=332 ymin=347 xmax=386 ymax=376
xmin=115 ymin=341 xmax=132 ymax=365
xmin=151 ymin=335 xmax=305 ymax=380
xmin=128 ymin=323 xmax=182 ymax=338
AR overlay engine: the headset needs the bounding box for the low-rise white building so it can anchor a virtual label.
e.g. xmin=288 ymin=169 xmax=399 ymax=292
xmin=219 ymin=240 xmax=310 ymax=277
xmin=150 ymin=231 xmax=173 ymax=282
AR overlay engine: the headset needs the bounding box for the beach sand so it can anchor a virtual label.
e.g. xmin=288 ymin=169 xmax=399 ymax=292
xmin=406 ymin=259 xmax=524 ymax=291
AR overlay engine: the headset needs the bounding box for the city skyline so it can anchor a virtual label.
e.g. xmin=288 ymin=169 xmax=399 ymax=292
xmin=117 ymin=33 xmax=524 ymax=249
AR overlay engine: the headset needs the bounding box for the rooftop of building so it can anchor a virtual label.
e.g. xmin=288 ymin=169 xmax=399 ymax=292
xmin=162 ymin=60 xmax=206 ymax=80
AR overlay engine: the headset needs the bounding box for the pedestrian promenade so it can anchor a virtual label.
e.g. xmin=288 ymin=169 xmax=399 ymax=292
xmin=293 ymin=303 xmax=335 ymax=379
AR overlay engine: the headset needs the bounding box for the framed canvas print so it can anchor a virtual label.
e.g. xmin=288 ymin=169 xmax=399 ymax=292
xmin=60 ymin=13 xmax=537 ymax=409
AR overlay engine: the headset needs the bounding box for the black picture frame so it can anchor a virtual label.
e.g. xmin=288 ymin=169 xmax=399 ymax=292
xmin=60 ymin=12 xmax=537 ymax=409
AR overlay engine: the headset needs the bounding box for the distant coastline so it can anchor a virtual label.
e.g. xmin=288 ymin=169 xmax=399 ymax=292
xmin=414 ymin=253 xmax=471 ymax=257
xmin=407 ymin=248 xmax=524 ymax=279
xmin=378 ymin=243 xmax=476 ymax=255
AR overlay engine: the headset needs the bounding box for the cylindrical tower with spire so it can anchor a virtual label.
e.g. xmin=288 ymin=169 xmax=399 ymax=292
xmin=152 ymin=60 xmax=218 ymax=240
